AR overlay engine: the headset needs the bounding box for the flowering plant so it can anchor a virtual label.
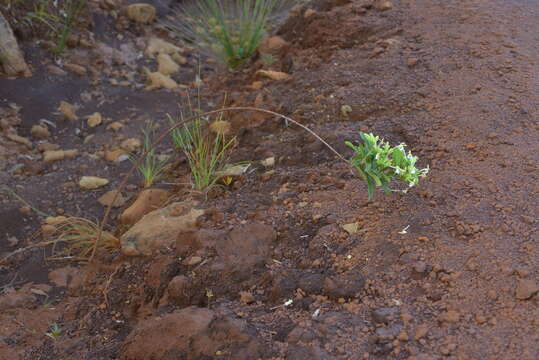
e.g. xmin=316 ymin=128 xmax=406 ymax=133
xmin=345 ymin=133 xmax=429 ymax=199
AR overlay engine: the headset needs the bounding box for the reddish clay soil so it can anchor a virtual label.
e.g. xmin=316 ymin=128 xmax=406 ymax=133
xmin=1 ymin=0 xmax=538 ymax=359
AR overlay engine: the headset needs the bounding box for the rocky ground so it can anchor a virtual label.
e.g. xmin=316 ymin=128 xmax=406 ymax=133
xmin=0 ymin=0 xmax=538 ymax=359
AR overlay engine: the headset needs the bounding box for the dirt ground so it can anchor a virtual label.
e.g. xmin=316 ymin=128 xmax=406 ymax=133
xmin=1 ymin=0 xmax=538 ymax=359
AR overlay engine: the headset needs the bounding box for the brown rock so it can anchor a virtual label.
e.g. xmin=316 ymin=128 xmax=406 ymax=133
xmin=6 ymin=133 xmax=32 ymax=148
xmin=120 ymin=188 xmax=169 ymax=225
xmin=64 ymin=63 xmax=87 ymax=76
xmin=256 ymin=69 xmax=290 ymax=81
xmin=407 ymin=58 xmax=419 ymax=67
xmin=0 ymin=12 xmax=32 ymax=77
xmin=30 ymin=124 xmax=50 ymax=139
xmin=43 ymin=149 xmax=78 ymax=162
xmin=98 ymin=190 xmax=127 ymax=208
xmin=105 ymin=149 xmax=128 ymax=162
xmin=47 ymin=65 xmax=67 ymax=76
xmin=414 ymin=324 xmax=429 ymax=340
xmin=126 ymin=3 xmax=156 ymax=24
xmin=48 ymin=266 xmax=84 ymax=291
xmin=86 ymin=112 xmax=102 ymax=128
xmin=157 ymin=53 xmax=179 ymax=75
xmin=120 ymin=138 xmax=142 ymax=152
xmin=258 ymin=36 xmax=289 ymax=54
xmin=375 ymin=0 xmax=393 ymax=11
xmin=121 ymin=201 xmax=203 ymax=256
xmin=515 ymin=279 xmax=539 ymax=300
xmin=58 ymin=101 xmax=78 ymax=120
xmin=38 ymin=142 xmax=60 ymax=152
xmin=239 ymin=291 xmax=255 ymax=304
xmin=166 ymin=275 xmax=192 ymax=306
xmin=438 ymin=310 xmax=460 ymax=324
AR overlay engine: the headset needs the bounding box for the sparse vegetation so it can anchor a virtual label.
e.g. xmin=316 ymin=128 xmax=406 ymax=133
xmin=131 ymin=123 xmax=170 ymax=188
xmin=45 ymin=323 xmax=62 ymax=340
xmin=42 ymin=217 xmax=119 ymax=261
xmin=167 ymin=0 xmax=281 ymax=69
xmin=346 ymin=132 xmax=429 ymax=200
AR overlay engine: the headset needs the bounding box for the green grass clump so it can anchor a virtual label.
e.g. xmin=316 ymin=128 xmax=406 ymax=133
xmin=131 ymin=123 xmax=170 ymax=188
xmin=346 ymin=133 xmax=429 ymax=200
xmin=167 ymin=0 xmax=280 ymax=69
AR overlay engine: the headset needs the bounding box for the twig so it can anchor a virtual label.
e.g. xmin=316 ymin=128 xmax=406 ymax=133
xmin=93 ymin=107 xmax=348 ymax=261
xmin=102 ymin=263 xmax=122 ymax=308
xmin=0 ymin=186 xmax=51 ymax=217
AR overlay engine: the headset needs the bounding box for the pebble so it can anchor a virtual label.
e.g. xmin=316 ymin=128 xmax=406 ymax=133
xmin=372 ymin=307 xmax=401 ymax=324
xmin=30 ymin=124 xmax=50 ymax=139
xmin=515 ymin=278 xmax=539 ymax=300
xmin=79 ymin=176 xmax=109 ymax=190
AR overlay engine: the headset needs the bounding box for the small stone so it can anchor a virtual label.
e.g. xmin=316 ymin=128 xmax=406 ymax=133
xmin=43 ymin=149 xmax=78 ymax=162
xmin=58 ymin=101 xmax=78 ymax=120
xmin=239 ymin=291 xmax=255 ymax=304
xmin=437 ymin=310 xmax=460 ymax=324
xmin=86 ymin=112 xmax=102 ymax=128
xmin=372 ymin=307 xmax=401 ymax=324
xmin=414 ymin=324 xmax=429 ymax=340
xmin=126 ymin=3 xmax=156 ymax=24
xmin=38 ymin=142 xmax=60 ymax=152
xmin=105 ymin=149 xmax=128 ymax=162
xmin=157 ymin=53 xmax=179 ymax=75
xmin=304 ymin=8 xmax=317 ymax=18
xmin=256 ymin=69 xmax=290 ymax=80
xmin=375 ymin=0 xmax=393 ymax=11
xmin=6 ymin=133 xmax=32 ymax=148
xmin=182 ymin=256 xmax=202 ymax=266
xmin=30 ymin=124 xmax=50 ymax=139
xmin=407 ymin=58 xmax=419 ymax=67
xmin=64 ymin=63 xmax=87 ymax=76
xmin=258 ymin=36 xmax=289 ymax=54
xmin=145 ymin=71 xmax=178 ymax=90
xmin=145 ymin=38 xmax=183 ymax=58
xmin=121 ymin=138 xmax=142 ymax=152
xmin=251 ymin=81 xmax=263 ymax=90
xmin=261 ymin=157 xmax=275 ymax=167
xmin=342 ymin=222 xmax=360 ymax=234
xmin=120 ymin=188 xmax=170 ymax=225
xmin=107 ymin=122 xmax=124 ymax=132
xmin=98 ymin=190 xmax=127 ymax=208
xmin=417 ymin=236 xmax=429 ymax=242
xmin=515 ymin=279 xmax=539 ymax=300
xmin=47 ymin=65 xmax=67 ymax=76
xmin=79 ymin=176 xmax=109 ymax=190
xmin=413 ymin=261 xmax=428 ymax=273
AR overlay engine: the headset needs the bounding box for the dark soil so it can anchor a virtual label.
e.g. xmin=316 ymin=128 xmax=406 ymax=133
xmin=1 ymin=0 xmax=538 ymax=359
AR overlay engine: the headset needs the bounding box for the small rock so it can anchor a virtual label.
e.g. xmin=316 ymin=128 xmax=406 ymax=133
xmin=157 ymin=53 xmax=179 ymax=75
xmin=167 ymin=275 xmax=191 ymax=306
xmin=38 ymin=142 xmax=60 ymax=152
xmin=515 ymin=278 xmax=539 ymax=300
xmin=64 ymin=63 xmax=87 ymax=76
xmin=145 ymin=37 xmax=183 ymax=58
xmin=372 ymin=307 xmax=401 ymax=324
xmin=126 ymin=3 xmax=156 ymax=24
xmin=98 ymin=190 xmax=127 ymax=208
xmin=107 ymin=122 xmax=124 ymax=132
xmin=414 ymin=324 xmax=429 ymax=340
xmin=182 ymin=256 xmax=202 ymax=266
xmin=342 ymin=222 xmax=360 ymax=234
xmin=261 ymin=157 xmax=275 ymax=167
xmin=30 ymin=124 xmax=50 ymax=139
xmin=251 ymin=81 xmax=263 ymax=90
xmin=304 ymin=8 xmax=317 ymax=18
xmin=6 ymin=133 xmax=32 ymax=148
xmin=86 ymin=112 xmax=102 ymax=128
xmin=256 ymin=69 xmax=290 ymax=80
xmin=375 ymin=324 xmax=402 ymax=343
xmin=58 ymin=101 xmax=78 ymax=120
xmin=43 ymin=149 xmax=78 ymax=162
xmin=298 ymin=273 xmax=325 ymax=295
xmin=437 ymin=310 xmax=460 ymax=324
xmin=171 ymin=53 xmax=187 ymax=65
xmin=120 ymin=188 xmax=169 ymax=225
xmin=239 ymin=291 xmax=255 ymax=304
xmin=121 ymin=138 xmax=142 ymax=152
xmin=79 ymin=176 xmax=109 ymax=190
xmin=375 ymin=0 xmax=393 ymax=11
xmin=48 ymin=266 xmax=83 ymax=291
xmin=47 ymin=65 xmax=67 ymax=76
xmin=145 ymin=70 xmax=178 ymax=90
xmin=258 ymin=36 xmax=289 ymax=54
xmin=105 ymin=149 xmax=128 ymax=162
xmin=323 ymin=274 xmax=365 ymax=300
xmin=407 ymin=58 xmax=419 ymax=67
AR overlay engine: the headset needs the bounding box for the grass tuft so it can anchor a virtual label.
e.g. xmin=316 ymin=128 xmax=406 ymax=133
xmin=167 ymin=0 xmax=281 ymax=69
xmin=131 ymin=123 xmax=170 ymax=188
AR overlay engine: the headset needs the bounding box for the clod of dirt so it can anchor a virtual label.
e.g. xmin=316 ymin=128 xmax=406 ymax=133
xmin=145 ymin=70 xmax=178 ymax=90
xmin=121 ymin=307 xmax=264 ymax=360
xmin=256 ymin=69 xmax=291 ymax=81
xmin=145 ymin=37 xmax=183 ymax=58
xmin=48 ymin=266 xmax=84 ymax=291
xmin=58 ymin=101 xmax=79 ymax=120
xmin=126 ymin=3 xmax=157 ymax=24
xmin=43 ymin=149 xmax=78 ymax=162
xmin=85 ymin=112 xmax=102 ymax=128
xmin=515 ymin=279 xmax=539 ymax=300
xmin=98 ymin=190 xmax=127 ymax=208
xmin=30 ymin=124 xmax=50 ymax=139
xmin=121 ymin=201 xmax=204 ymax=256
xmin=157 ymin=53 xmax=179 ymax=75
xmin=258 ymin=35 xmax=289 ymax=54
xmin=323 ymin=273 xmax=365 ymax=300
xmin=120 ymin=188 xmax=169 ymax=225
xmin=79 ymin=176 xmax=109 ymax=190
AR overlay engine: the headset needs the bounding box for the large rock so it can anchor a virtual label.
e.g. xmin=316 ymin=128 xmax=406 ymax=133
xmin=0 ymin=12 xmax=31 ymax=77
xmin=121 ymin=200 xmax=204 ymax=256
xmin=121 ymin=307 xmax=264 ymax=360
